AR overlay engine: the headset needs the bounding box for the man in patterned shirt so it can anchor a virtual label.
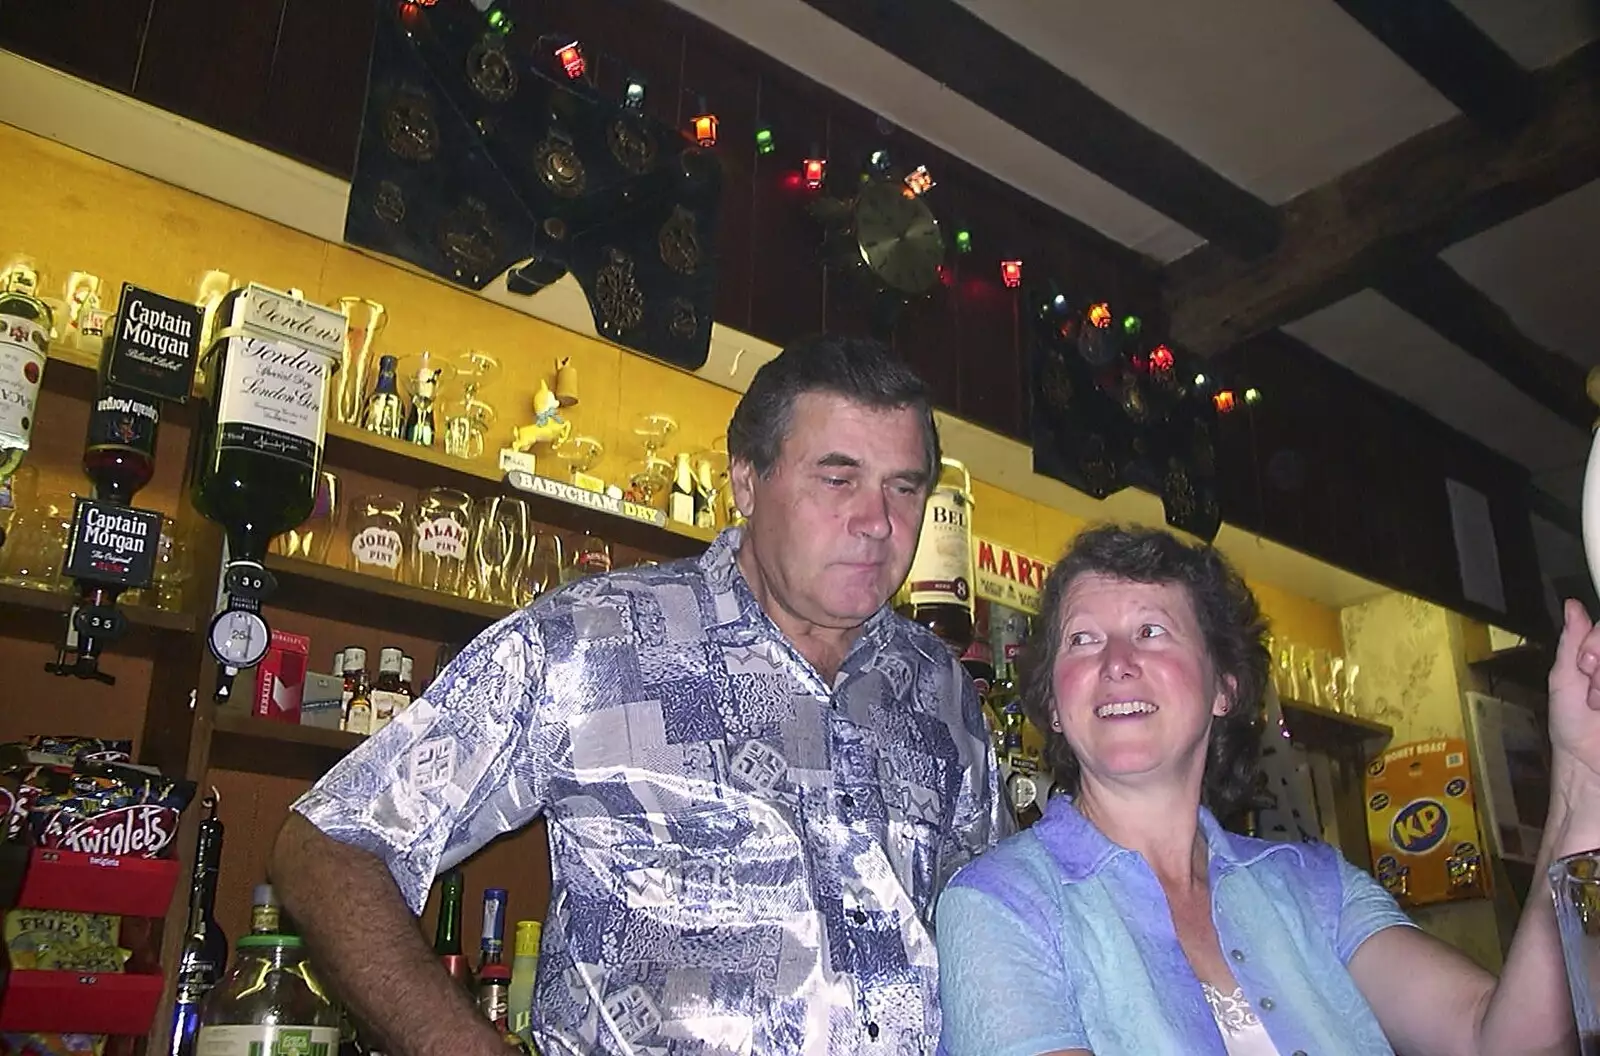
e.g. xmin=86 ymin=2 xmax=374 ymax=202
xmin=270 ymin=334 xmax=1011 ymax=1056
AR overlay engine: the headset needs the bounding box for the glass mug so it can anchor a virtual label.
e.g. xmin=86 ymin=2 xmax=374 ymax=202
xmin=1552 ymin=850 xmax=1600 ymax=1053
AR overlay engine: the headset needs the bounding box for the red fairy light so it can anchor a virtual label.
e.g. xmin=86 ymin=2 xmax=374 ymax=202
xmin=1000 ymin=260 xmax=1023 ymax=288
xmin=555 ymin=42 xmax=585 ymax=79
xmin=803 ymin=157 xmax=826 ymax=190
xmin=903 ymin=165 xmax=935 ymax=197
xmin=692 ymin=113 xmax=719 ymax=148
xmin=1148 ymin=344 xmax=1175 ymax=372
xmin=1213 ymin=389 xmax=1238 ymax=414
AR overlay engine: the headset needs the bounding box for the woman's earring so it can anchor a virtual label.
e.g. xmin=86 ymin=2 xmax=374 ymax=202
xmin=1051 ymin=716 xmax=1062 ymax=732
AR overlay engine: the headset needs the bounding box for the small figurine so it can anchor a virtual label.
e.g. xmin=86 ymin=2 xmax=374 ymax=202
xmin=510 ymin=379 xmax=573 ymax=452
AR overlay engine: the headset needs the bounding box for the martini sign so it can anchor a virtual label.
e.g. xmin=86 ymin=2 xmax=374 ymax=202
xmin=974 ymin=537 xmax=1052 ymax=615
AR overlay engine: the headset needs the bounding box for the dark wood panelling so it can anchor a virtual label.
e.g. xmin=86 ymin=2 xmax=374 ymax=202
xmin=1216 ymin=332 xmax=1551 ymax=639
xmin=133 ymin=0 xmax=291 ymax=148
xmin=680 ymin=32 xmax=760 ymax=335
xmin=0 ymin=0 xmax=152 ymax=92
xmin=259 ymin=0 xmax=380 ymax=175
xmin=742 ymin=82 xmax=830 ymax=346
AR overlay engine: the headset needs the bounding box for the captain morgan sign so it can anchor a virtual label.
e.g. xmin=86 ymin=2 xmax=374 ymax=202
xmin=974 ymin=537 xmax=1052 ymax=615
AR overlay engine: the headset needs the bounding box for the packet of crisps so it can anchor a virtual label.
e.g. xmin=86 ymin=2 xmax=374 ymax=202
xmin=0 ymin=1033 xmax=106 ymax=1056
xmin=4 ymin=908 xmax=125 ymax=972
xmin=18 ymin=760 xmax=195 ymax=858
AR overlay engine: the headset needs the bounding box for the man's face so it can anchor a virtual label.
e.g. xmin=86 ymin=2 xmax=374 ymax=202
xmin=731 ymin=391 xmax=932 ymax=631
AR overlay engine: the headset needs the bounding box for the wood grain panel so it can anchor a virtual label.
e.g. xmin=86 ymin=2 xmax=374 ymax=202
xmin=0 ymin=0 xmax=151 ymax=92
xmin=259 ymin=0 xmax=379 ymax=176
xmin=133 ymin=0 xmax=289 ymax=146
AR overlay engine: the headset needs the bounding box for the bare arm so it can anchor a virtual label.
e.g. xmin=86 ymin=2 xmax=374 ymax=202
xmin=270 ymin=813 xmax=507 ymax=1056
xmin=1350 ymin=759 xmax=1598 ymax=1056
xmin=1351 ymin=600 xmax=1600 ymax=1056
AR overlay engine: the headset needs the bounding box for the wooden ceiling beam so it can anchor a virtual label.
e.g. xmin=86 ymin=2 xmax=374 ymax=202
xmin=1376 ymin=258 xmax=1593 ymax=432
xmin=793 ymin=0 xmax=1281 ymax=257
xmin=1166 ymin=42 xmax=1600 ymax=357
xmin=1330 ymin=0 xmax=1539 ymax=129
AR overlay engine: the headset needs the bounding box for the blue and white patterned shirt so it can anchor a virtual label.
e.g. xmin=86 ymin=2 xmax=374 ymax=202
xmin=295 ymin=526 xmax=1010 ymax=1055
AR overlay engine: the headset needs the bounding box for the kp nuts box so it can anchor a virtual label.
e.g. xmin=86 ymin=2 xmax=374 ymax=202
xmin=254 ymin=629 xmax=311 ymax=724
xmin=1365 ymin=737 xmax=1491 ymax=908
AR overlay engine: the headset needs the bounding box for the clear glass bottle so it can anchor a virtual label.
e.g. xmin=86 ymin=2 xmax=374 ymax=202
xmin=370 ymin=647 xmax=406 ymax=733
xmin=194 ymin=935 xmax=340 ymax=1055
xmin=0 ymin=257 xmax=54 ymax=486
xmin=897 ymin=457 xmax=976 ymax=656
xmin=361 ymin=354 xmax=404 ymax=439
xmin=342 ymin=646 xmax=372 ymax=735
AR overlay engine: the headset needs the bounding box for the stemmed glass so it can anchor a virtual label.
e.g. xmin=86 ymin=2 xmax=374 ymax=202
xmin=629 ymin=413 xmax=677 ymax=507
xmin=443 ymin=350 xmax=500 ymax=460
xmin=553 ymin=436 xmax=604 ymax=486
xmin=397 ymin=351 xmax=457 ymax=449
xmin=694 ymin=440 xmax=730 ymax=529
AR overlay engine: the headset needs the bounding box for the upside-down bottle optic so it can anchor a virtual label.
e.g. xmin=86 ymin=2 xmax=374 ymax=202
xmin=187 ymin=284 xmax=345 ymax=699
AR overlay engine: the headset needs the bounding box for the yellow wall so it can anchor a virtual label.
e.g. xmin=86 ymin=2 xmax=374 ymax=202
xmin=973 ymin=477 xmax=1343 ymax=651
xmin=1341 ymin=592 xmax=1506 ymax=969
xmin=2 ymin=123 xmax=739 ymax=489
xmin=4 ymin=119 xmax=1344 ymax=644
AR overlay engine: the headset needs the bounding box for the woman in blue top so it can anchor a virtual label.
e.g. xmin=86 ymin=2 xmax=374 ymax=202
xmin=937 ymin=524 xmax=1600 ymax=1056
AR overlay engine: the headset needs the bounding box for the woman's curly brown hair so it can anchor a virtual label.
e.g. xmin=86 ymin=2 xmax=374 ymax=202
xmin=1020 ymin=524 xmax=1270 ymax=821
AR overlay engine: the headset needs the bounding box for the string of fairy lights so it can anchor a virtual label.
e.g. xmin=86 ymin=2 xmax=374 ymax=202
xmin=400 ymin=0 xmax=1264 ymax=417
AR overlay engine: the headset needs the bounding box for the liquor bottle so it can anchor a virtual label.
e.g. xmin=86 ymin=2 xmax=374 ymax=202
xmin=506 ymin=919 xmax=542 ymax=1041
xmin=362 ymin=354 xmax=404 ymax=439
xmin=403 ymin=365 xmax=439 ymax=447
xmin=188 ymin=284 xmax=345 ymax=701
xmin=668 ymin=452 xmax=695 ymax=525
xmin=343 ymin=647 xmax=373 ymax=736
xmin=83 ymin=384 xmax=160 ymax=504
xmin=475 ymin=887 xmax=510 ymax=1029
xmin=193 ymin=935 xmax=340 ymax=1051
xmin=898 ymin=458 xmax=976 ymax=655
xmin=399 ymin=654 xmax=415 ymax=703
xmin=370 ymin=647 xmax=406 ymax=733
xmin=435 ymin=868 xmax=470 ymax=988
xmin=251 ymin=883 xmax=281 ymax=935
xmin=0 ymin=259 xmax=53 ymax=504
xmin=169 ymin=793 xmax=227 ymax=1056
xmin=693 ymin=456 xmax=717 ymax=531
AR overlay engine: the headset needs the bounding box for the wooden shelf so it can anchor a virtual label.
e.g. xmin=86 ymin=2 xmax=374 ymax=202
xmin=265 ymin=553 xmax=512 ymax=643
xmin=1279 ymin=698 xmax=1394 ymax=759
xmin=209 ymin=708 xmax=363 ymax=781
xmin=47 ymin=342 xmax=716 ymax=562
xmin=0 ymin=582 xmax=196 ymax=655
xmin=1470 ymin=644 xmax=1553 ymax=690
xmin=322 ymin=424 xmax=715 ymax=559
xmin=43 ymin=340 xmax=200 ymax=426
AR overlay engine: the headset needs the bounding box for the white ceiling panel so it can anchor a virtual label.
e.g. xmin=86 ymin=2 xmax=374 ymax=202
xmin=953 ymin=0 xmax=1457 ymax=203
xmin=1284 ymin=289 xmax=1589 ymax=472
xmin=661 ymin=0 xmax=1203 ymax=259
xmin=1439 ymin=178 xmax=1600 ymax=368
xmin=1448 ymin=0 xmax=1600 ymax=67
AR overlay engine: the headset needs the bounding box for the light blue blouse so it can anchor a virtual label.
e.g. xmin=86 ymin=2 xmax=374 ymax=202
xmin=936 ymin=796 xmax=1415 ymax=1056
